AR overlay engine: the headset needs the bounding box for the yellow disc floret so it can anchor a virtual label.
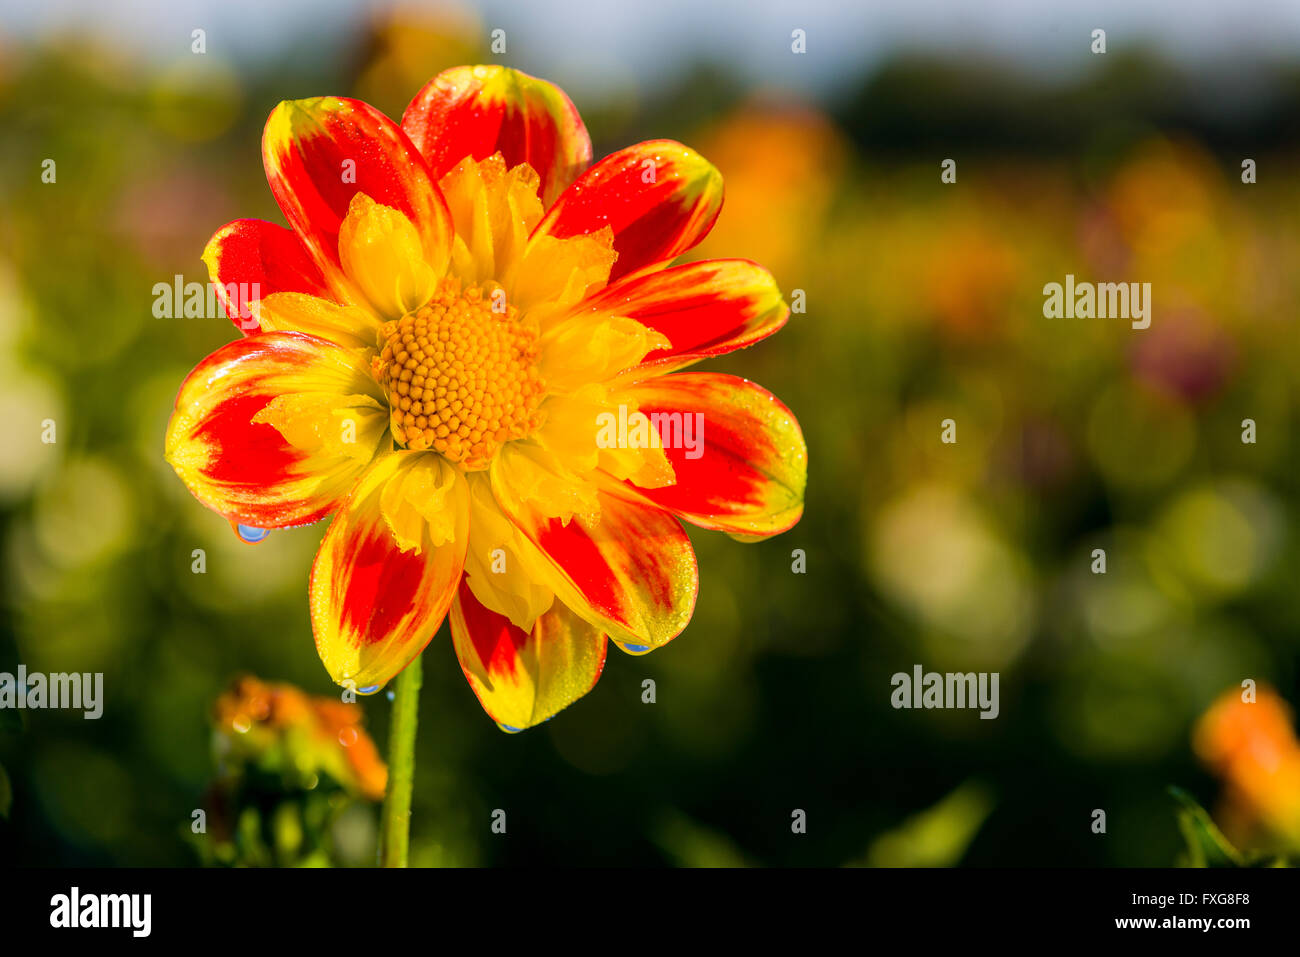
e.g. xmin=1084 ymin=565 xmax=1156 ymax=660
xmin=372 ymin=279 xmax=545 ymax=470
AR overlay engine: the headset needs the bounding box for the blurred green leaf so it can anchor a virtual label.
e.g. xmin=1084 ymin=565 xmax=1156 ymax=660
xmin=1169 ymin=786 xmax=1244 ymax=868
xmin=652 ymin=812 xmax=749 ymax=868
xmin=854 ymin=781 xmax=994 ymax=867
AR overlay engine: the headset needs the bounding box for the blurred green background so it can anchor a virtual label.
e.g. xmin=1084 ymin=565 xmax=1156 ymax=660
xmin=2 ymin=1 xmax=1300 ymax=867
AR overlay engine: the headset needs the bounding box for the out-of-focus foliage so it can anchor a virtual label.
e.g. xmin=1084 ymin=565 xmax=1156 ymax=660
xmin=854 ymin=782 xmax=995 ymax=868
xmin=1169 ymin=788 xmax=1249 ymax=868
xmin=1 ymin=6 xmax=1299 ymax=866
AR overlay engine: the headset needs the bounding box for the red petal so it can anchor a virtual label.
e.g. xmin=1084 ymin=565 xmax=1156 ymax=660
xmin=450 ymin=581 xmax=606 ymax=731
xmin=614 ymin=373 xmax=806 ymax=538
xmin=202 ymin=219 xmax=331 ymax=333
xmin=165 ymin=332 xmax=384 ymax=529
xmin=263 ymin=97 xmax=453 ymax=299
xmin=532 ymin=140 xmax=723 ymax=283
xmin=402 ymin=65 xmax=591 ymax=206
xmin=575 ymin=258 xmax=788 ymax=378
xmin=491 ymin=468 xmax=697 ymax=653
xmin=311 ymin=454 xmax=469 ymax=690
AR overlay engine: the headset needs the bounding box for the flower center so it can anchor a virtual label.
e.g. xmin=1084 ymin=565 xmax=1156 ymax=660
xmin=372 ymin=281 xmax=544 ymax=470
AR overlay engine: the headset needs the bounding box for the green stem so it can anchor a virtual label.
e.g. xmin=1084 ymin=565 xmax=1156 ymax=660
xmin=379 ymin=654 xmax=422 ymax=867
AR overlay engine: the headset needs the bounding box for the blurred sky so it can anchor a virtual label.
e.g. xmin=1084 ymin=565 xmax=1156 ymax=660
xmin=4 ymin=0 xmax=1300 ymax=99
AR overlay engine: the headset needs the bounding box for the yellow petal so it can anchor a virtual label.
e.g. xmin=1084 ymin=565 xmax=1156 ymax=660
xmin=531 ymin=387 xmax=675 ymax=490
xmin=379 ymin=453 xmax=461 ymax=552
xmin=337 ymin=193 xmax=440 ymax=319
xmin=460 ymin=472 xmax=556 ymax=631
xmin=493 ymin=440 xmax=600 ymax=526
xmin=538 ymin=314 xmax=670 ymax=391
xmin=252 ymin=392 xmax=387 ymax=463
xmin=438 ymin=153 xmax=544 ymax=288
xmin=253 ymin=292 xmax=382 ymax=350
xmin=511 ymin=227 xmax=617 ymax=328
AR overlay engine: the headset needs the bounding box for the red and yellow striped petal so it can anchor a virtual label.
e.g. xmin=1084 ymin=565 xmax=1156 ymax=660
xmin=263 ymin=97 xmax=453 ymax=300
xmin=402 ymin=65 xmax=591 ymax=208
xmin=613 ymin=373 xmax=806 ymax=538
xmin=531 ymin=140 xmax=723 ymax=283
xmin=490 ymin=462 xmax=697 ymax=653
xmin=450 ymin=581 xmax=606 ymax=731
xmin=165 ymin=332 xmax=386 ymax=529
xmin=573 ymin=259 xmax=788 ymax=380
xmin=202 ymin=219 xmax=331 ymax=333
xmin=310 ymin=453 xmax=469 ymax=691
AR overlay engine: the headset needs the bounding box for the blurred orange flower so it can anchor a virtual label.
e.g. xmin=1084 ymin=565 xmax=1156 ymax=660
xmin=214 ymin=675 xmax=387 ymax=801
xmin=688 ymin=100 xmax=845 ymax=277
xmin=1193 ymin=685 xmax=1300 ymax=847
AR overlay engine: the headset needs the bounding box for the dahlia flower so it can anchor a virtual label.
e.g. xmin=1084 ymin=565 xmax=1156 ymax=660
xmin=166 ymin=65 xmax=806 ymax=731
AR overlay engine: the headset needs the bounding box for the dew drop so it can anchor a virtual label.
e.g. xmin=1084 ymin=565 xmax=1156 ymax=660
xmin=623 ymin=643 xmax=650 ymax=653
xmin=359 ymin=684 xmax=379 ymax=695
xmin=236 ymin=524 xmax=271 ymax=544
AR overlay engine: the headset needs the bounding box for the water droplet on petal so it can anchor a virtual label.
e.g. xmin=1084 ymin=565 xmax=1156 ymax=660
xmin=623 ymin=643 xmax=650 ymax=653
xmin=359 ymin=684 xmax=379 ymax=695
xmin=235 ymin=524 xmax=271 ymax=544
xmin=498 ymin=723 xmax=523 ymax=734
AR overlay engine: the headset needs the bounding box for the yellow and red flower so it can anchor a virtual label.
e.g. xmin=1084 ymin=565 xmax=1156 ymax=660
xmin=213 ymin=675 xmax=387 ymax=800
xmin=166 ymin=65 xmax=806 ymax=730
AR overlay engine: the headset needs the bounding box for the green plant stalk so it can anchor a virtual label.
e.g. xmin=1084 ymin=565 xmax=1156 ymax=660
xmin=379 ymin=654 xmax=422 ymax=867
